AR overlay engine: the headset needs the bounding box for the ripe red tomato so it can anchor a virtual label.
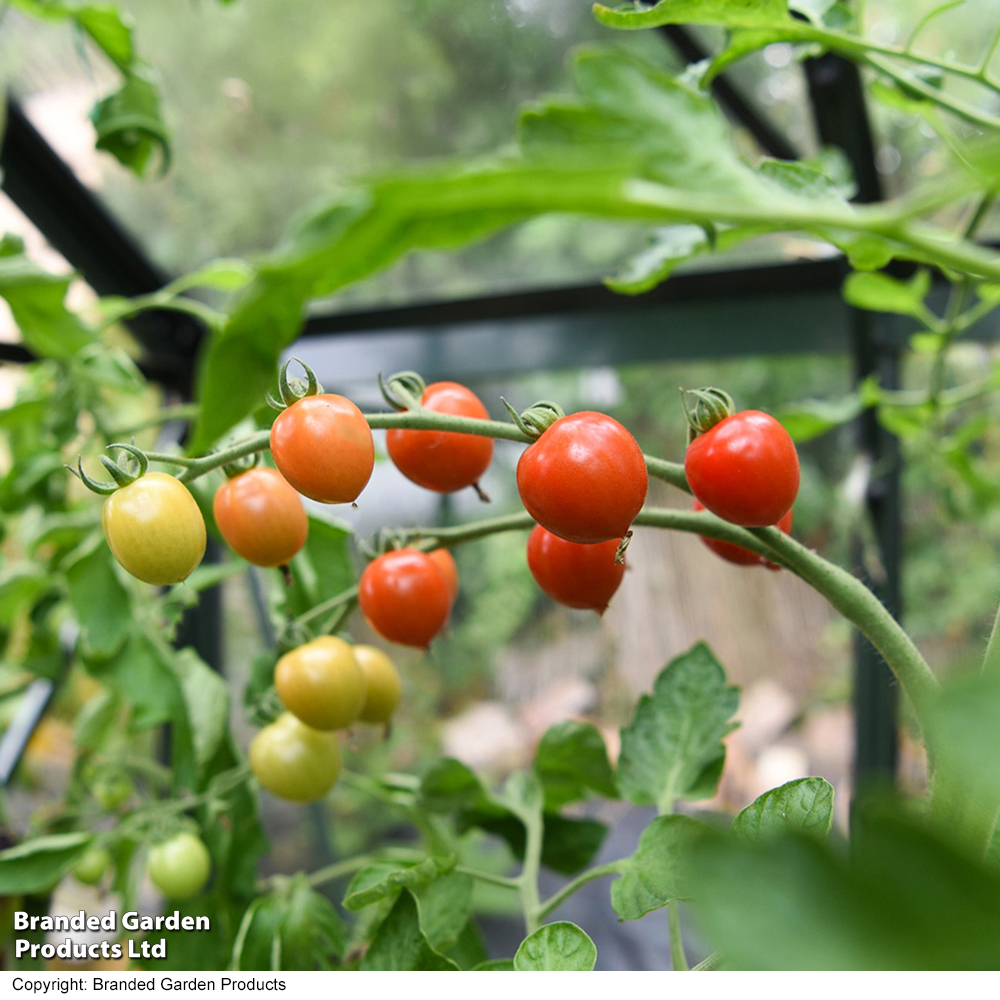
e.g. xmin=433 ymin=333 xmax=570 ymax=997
xmin=429 ymin=548 xmax=459 ymax=606
xmin=516 ymin=412 xmax=647 ymax=544
xmin=693 ymin=499 xmax=793 ymax=569
xmin=386 ymin=382 xmax=493 ymax=493
xmin=213 ymin=467 xmax=308 ymax=567
xmin=270 ymin=394 xmax=374 ymax=504
xmin=358 ymin=549 xmax=451 ymax=649
xmin=526 ymin=525 xmax=625 ymax=614
xmin=684 ymin=411 xmax=799 ymax=527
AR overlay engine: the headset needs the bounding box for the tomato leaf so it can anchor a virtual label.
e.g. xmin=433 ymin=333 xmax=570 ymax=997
xmin=361 ymin=891 xmax=460 ymax=971
xmin=172 ymin=648 xmax=230 ymax=777
xmin=65 ymin=541 xmax=131 ymax=660
xmin=90 ymin=68 xmax=171 ymax=177
xmin=411 ymin=873 xmax=473 ymax=952
xmin=610 ymin=814 xmax=711 ymax=921
xmin=343 ymin=856 xmax=456 ymax=912
xmin=0 ymin=833 xmax=93 ymax=894
xmin=534 ymin=720 xmax=617 ymax=809
xmin=280 ymin=517 xmax=354 ymax=620
xmin=774 ymin=394 xmax=864 ymax=443
xmin=616 ymin=642 xmax=739 ymax=811
xmin=513 ymin=921 xmax=597 ymax=971
xmin=842 ymin=269 xmax=933 ymax=321
xmin=74 ymin=5 xmax=135 ymax=71
xmin=731 ymin=777 xmax=835 ymax=843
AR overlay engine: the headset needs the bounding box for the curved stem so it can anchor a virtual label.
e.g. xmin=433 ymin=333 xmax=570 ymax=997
xmin=454 ymin=865 xmax=521 ymax=890
xmin=536 ymin=862 xmax=620 ymax=921
xmin=668 ymin=901 xmax=689 ymax=971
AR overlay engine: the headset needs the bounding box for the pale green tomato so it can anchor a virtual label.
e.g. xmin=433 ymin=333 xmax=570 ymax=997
xmin=101 ymin=473 xmax=206 ymax=586
xmin=73 ymin=846 xmax=112 ymax=886
xmin=147 ymin=832 xmax=211 ymax=901
xmin=249 ymin=712 xmax=342 ymax=803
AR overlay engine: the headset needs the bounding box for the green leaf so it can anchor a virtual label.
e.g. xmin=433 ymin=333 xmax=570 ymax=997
xmin=617 ymin=642 xmax=739 ymax=811
xmin=757 ymin=149 xmax=856 ymax=201
xmin=0 ymin=569 xmax=53 ymax=625
xmin=362 ymin=891 xmax=460 ymax=971
xmin=343 ymin=857 xmax=456 ymax=911
xmin=610 ymin=815 xmax=710 ymax=920
xmin=411 ymin=873 xmax=473 ymax=952
xmin=0 ymin=833 xmax=92 ymax=894
xmin=90 ymin=68 xmax=171 ymax=177
xmin=0 ymin=254 xmax=95 ymax=359
xmin=75 ymin=5 xmax=134 ymax=71
xmin=443 ymin=920 xmax=489 ymax=970
xmin=277 ymin=876 xmax=346 ymax=970
xmin=65 ymin=541 xmax=131 ymax=659
xmin=774 ymin=394 xmax=864 ymax=442
xmin=280 ymin=517 xmax=355 ymax=619
xmin=473 ymin=958 xmax=515 ymax=971
xmin=74 ymin=689 xmax=121 ymax=751
xmin=513 ymin=922 xmax=597 ymax=971
xmin=534 ymin=721 xmax=617 ymax=809
xmin=593 ymin=0 xmax=792 ymax=29
xmin=731 ymin=778 xmax=835 ymax=843
xmin=163 ymin=259 xmax=256 ymax=296
xmin=605 ymin=225 xmax=709 ymax=295
xmin=172 ymin=649 xmax=229 ymax=776
xmin=842 ymin=269 xmax=933 ymax=321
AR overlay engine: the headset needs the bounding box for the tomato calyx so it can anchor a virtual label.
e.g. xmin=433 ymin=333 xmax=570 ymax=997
xmin=69 ymin=442 xmax=150 ymax=495
xmin=681 ymin=387 xmax=735 ymax=442
xmin=220 ymin=451 xmax=261 ymax=479
xmin=267 ymin=357 xmax=324 ymax=412
xmin=500 ymin=397 xmax=565 ymax=440
xmin=379 ymin=370 xmax=427 ymax=411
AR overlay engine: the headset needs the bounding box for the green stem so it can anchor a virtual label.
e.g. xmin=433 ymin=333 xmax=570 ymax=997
xmin=668 ymin=901 xmax=689 ymax=972
xmin=454 ymin=866 xmax=521 ymax=890
xmin=295 ymin=586 xmax=359 ymax=627
xmin=692 ymin=951 xmax=723 ymax=972
xmin=108 ymin=404 xmax=200 ymax=438
xmin=535 ymin=862 xmax=620 ymax=921
xmin=982 ymin=600 xmax=1000 ymax=679
xmin=304 ymin=854 xmax=378 ymax=889
xmin=519 ymin=805 xmax=544 ymax=936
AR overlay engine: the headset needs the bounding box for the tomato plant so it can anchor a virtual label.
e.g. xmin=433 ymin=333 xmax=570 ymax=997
xmin=249 ymin=712 xmax=343 ymax=803
xmin=693 ymin=500 xmax=793 ymax=570
xmin=213 ymin=467 xmax=308 ymax=567
xmin=386 ymin=381 xmax=494 ymax=493
xmin=526 ymin=524 xmax=626 ymax=614
xmin=353 ymin=645 xmax=402 ymax=724
xmin=684 ymin=411 xmax=800 ymax=528
xmin=147 ymin=832 xmax=212 ymax=901
xmin=358 ymin=548 xmax=452 ymax=649
xmin=270 ymin=394 xmax=375 ymax=504
xmin=517 ymin=412 xmax=647 ymax=543
xmin=274 ymin=636 xmax=366 ymax=731
xmin=101 ymin=472 xmax=207 ymax=585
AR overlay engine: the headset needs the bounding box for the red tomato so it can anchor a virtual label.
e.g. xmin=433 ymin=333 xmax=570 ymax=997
xmin=386 ymin=382 xmax=493 ymax=493
xmin=684 ymin=411 xmax=799 ymax=527
xmin=359 ymin=549 xmax=451 ymax=649
xmin=516 ymin=412 xmax=647 ymax=544
xmin=526 ymin=525 xmax=625 ymax=614
xmin=429 ymin=548 xmax=459 ymax=605
xmin=693 ymin=499 xmax=793 ymax=570
xmin=270 ymin=394 xmax=374 ymax=504
xmin=213 ymin=467 xmax=308 ymax=567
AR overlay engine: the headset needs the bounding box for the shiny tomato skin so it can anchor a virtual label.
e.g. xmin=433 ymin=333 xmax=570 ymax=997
xmin=526 ymin=525 xmax=626 ymax=614
xmin=213 ymin=467 xmax=308 ymax=567
xmin=693 ymin=499 xmax=793 ymax=569
xmin=386 ymin=382 xmax=493 ymax=493
xmin=358 ymin=549 xmax=451 ymax=649
xmin=270 ymin=394 xmax=374 ymax=504
xmin=146 ymin=832 xmax=211 ymax=901
xmin=429 ymin=548 xmax=459 ymax=605
xmin=353 ymin=645 xmax=403 ymax=724
xmin=101 ymin=473 xmax=206 ymax=585
xmin=274 ymin=636 xmax=366 ymax=731
xmin=249 ymin=712 xmax=342 ymax=803
xmin=516 ymin=412 xmax=647 ymax=544
xmin=684 ymin=411 xmax=799 ymax=528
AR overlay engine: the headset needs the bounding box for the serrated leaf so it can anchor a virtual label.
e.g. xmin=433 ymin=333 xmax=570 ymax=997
xmin=610 ymin=815 xmax=711 ymax=920
xmin=0 ymin=833 xmax=92 ymax=894
xmin=757 ymin=149 xmax=856 ymax=201
xmin=731 ymin=778 xmax=835 ymax=843
xmin=617 ymin=642 xmax=739 ymax=811
xmin=411 ymin=873 xmax=473 ymax=952
xmin=593 ymin=0 xmax=792 ymax=30
xmin=343 ymin=857 xmax=456 ymax=912
xmin=534 ymin=721 xmax=617 ymax=808
xmin=513 ymin=922 xmax=597 ymax=971
xmin=362 ymin=891 xmax=459 ymax=971
xmin=278 ymin=876 xmax=346 ymax=970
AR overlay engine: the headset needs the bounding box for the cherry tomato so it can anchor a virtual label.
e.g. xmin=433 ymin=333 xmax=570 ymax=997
xmin=213 ymin=467 xmax=308 ymax=567
xmin=73 ymin=846 xmax=112 ymax=886
xmin=359 ymin=549 xmax=451 ymax=649
xmin=274 ymin=636 xmax=365 ymax=731
xmin=684 ymin=411 xmax=799 ymax=527
xmin=516 ymin=412 xmax=647 ymax=544
xmin=526 ymin=525 xmax=626 ymax=614
xmin=386 ymin=382 xmax=494 ymax=493
xmin=147 ymin=832 xmax=211 ymax=901
xmin=429 ymin=548 xmax=459 ymax=606
xmin=270 ymin=394 xmax=374 ymax=504
xmin=693 ymin=499 xmax=793 ymax=569
xmin=93 ymin=773 xmax=134 ymax=811
xmin=249 ymin=712 xmax=342 ymax=803
xmin=101 ymin=473 xmax=206 ymax=586
xmin=353 ymin=645 xmax=402 ymax=724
